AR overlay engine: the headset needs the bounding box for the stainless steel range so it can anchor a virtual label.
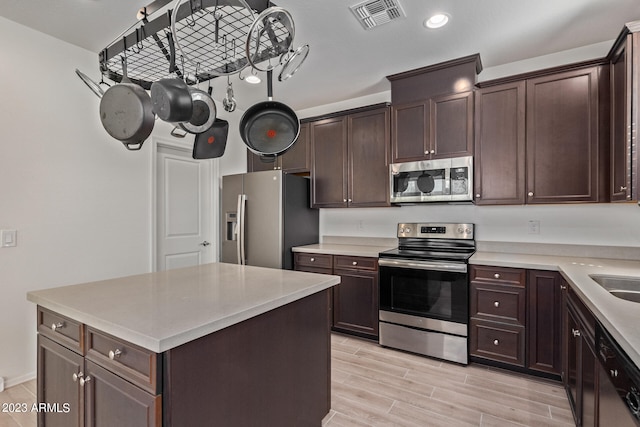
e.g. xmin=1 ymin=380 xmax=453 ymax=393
xmin=378 ymin=223 xmax=475 ymax=364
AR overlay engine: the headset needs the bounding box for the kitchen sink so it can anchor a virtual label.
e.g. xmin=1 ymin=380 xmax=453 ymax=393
xmin=589 ymin=274 xmax=640 ymax=303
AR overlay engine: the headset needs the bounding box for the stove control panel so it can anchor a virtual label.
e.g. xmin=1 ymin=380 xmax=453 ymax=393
xmin=397 ymin=223 xmax=474 ymax=240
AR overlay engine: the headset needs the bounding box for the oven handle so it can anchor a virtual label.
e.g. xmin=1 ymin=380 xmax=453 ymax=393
xmin=378 ymin=258 xmax=468 ymax=273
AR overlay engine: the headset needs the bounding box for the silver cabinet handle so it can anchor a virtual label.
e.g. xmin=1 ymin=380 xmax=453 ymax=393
xmin=108 ymin=349 xmax=122 ymax=360
xmin=424 ymin=150 xmax=429 ymax=155
xmin=79 ymin=376 xmax=91 ymax=387
xmin=310 ymin=257 xmax=315 ymax=262
xmin=621 ymin=186 xmax=628 ymax=191
xmin=611 ymin=369 xmax=619 ymax=378
xmin=352 ymin=261 xmax=358 ymax=266
xmin=430 ymin=150 xmax=435 ymax=154
xmin=51 ymin=322 xmax=65 ymax=332
xmin=476 ymin=193 xmax=481 ymax=198
xmin=494 ymin=273 xmax=500 ymax=279
xmin=200 ymin=241 xmax=211 ymax=247
xmin=494 ymin=301 xmax=500 ymax=308
xmin=493 ymin=339 xmax=499 ymax=346
xmin=348 ymin=199 xmax=352 ymax=202
xmin=572 ymin=328 xmax=581 ymax=338
xmin=72 ymin=372 xmax=83 ymax=382
xmin=343 ymin=199 xmax=347 ymax=202
xmin=560 ymin=285 xmax=567 ymax=290
xmin=528 ymin=192 xmax=534 ymax=197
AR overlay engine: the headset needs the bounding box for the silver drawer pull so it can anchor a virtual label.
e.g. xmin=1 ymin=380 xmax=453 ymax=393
xmin=51 ymin=322 xmax=65 ymax=332
xmin=79 ymin=376 xmax=91 ymax=387
xmin=72 ymin=372 xmax=83 ymax=382
xmin=352 ymin=261 xmax=358 ymax=266
xmin=310 ymin=257 xmax=315 ymax=262
xmin=494 ymin=301 xmax=500 ymax=308
xmin=108 ymin=349 xmax=122 ymax=360
xmin=611 ymin=369 xmax=619 ymax=378
xmin=493 ymin=339 xmax=499 ymax=346
xmin=572 ymin=328 xmax=581 ymax=338
xmin=494 ymin=273 xmax=500 ymax=279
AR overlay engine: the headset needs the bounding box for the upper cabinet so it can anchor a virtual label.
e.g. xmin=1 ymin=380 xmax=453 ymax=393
xmin=608 ymin=21 xmax=640 ymax=202
xmin=310 ymin=105 xmax=390 ymax=208
xmin=247 ymin=122 xmax=310 ymax=174
xmin=475 ymin=62 xmax=610 ymax=205
xmin=387 ymin=54 xmax=481 ymax=164
xmin=391 ymin=91 xmax=474 ymax=163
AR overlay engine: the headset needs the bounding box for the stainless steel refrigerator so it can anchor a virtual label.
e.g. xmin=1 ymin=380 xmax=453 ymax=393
xmin=220 ymin=170 xmax=319 ymax=269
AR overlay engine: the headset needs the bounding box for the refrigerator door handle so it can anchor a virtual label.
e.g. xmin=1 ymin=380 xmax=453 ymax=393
xmin=236 ymin=194 xmax=246 ymax=265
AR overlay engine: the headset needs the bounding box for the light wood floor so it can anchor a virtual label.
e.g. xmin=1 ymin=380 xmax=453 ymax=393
xmin=0 ymin=334 xmax=574 ymax=427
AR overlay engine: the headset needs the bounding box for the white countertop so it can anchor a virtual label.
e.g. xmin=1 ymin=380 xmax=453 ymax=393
xmin=27 ymin=262 xmax=340 ymax=353
xmin=292 ymin=243 xmax=395 ymax=258
xmin=471 ymin=251 xmax=640 ymax=367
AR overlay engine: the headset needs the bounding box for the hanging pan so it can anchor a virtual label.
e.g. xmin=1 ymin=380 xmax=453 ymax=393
xmin=99 ymin=57 xmax=155 ymax=151
xmin=75 ymin=69 xmax=105 ymax=98
xmin=192 ymin=119 xmax=229 ymax=159
xmin=239 ymin=69 xmax=300 ymax=160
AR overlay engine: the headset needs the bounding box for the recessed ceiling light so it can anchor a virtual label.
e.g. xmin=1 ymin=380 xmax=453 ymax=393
xmin=425 ymin=13 xmax=449 ymax=29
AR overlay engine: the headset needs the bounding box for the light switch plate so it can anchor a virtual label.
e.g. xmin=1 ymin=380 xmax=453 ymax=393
xmin=1 ymin=229 xmax=17 ymax=247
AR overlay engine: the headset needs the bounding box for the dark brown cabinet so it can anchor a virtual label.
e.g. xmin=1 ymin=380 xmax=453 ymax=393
xmin=294 ymin=252 xmax=379 ymax=339
xmin=608 ymin=22 xmax=640 ymax=202
xmin=311 ymin=105 xmax=390 ymax=208
xmin=475 ymin=62 xmax=609 ymax=205
xmin=527 ymin=270 xmax=562 ymax=375
xmin=36 ymin=307 xmax=160 ymax=427
xmin=563 ymin=282 xmax=597 ymax=426
xmin=526 ymin=67 xmax=605 ymax=204
xmin=247 ymin=122 xmax=310 ymax=173
xmin=391 ymin=91 xmax=474 ymax=163
xmin=470 ymin=266 xmax=563 ymax=376
xmin=474 ymin=82 xmax=526 ymax=204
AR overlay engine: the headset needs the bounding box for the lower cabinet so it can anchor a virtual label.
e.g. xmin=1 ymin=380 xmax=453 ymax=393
xmin=295 ymin=252 xmax=379 ymax=339
xmin=563 ymin=281 xmax=597 ymax=426
xmin=36 ymin=307 xmax=160 ymax=427
xmin=469 ymin=265 xmax=562 ymax=376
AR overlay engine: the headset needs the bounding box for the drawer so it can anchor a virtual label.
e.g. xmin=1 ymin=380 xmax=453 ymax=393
xmin=37 ymin=306 xmax=84 ymax=354
xmin=470 ymin=319 xmax=525 ymax=367
xmin=470 ymin=265 xmax=526 ymax=287
xmin=470 ymin=283 xmax=526 ymax=325
xmin=294 ymin=253 xmax=333 ymax=269
xmin=334 ymin=255 xmax=378 ymax=271
xmin=85 ymin=327 xmax=160 ymax=394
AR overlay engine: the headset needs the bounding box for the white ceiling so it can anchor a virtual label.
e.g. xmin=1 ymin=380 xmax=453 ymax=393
xmin=1 ymin=0 xmax=639 ymax=112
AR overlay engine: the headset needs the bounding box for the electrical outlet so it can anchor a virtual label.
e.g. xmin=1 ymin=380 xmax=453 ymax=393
xmin=528 ymin=220 xmax=540 ymax=234
xmin=1 ymin=229 xmax=17 ymax=247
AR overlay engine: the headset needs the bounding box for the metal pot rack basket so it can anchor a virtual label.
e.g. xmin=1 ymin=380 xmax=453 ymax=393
xmin=99 ymin=0 xmax=291 ymax=89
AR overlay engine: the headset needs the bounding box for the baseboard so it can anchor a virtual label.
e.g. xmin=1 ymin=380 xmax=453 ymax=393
xmin=4 ymin=372 xmax=36 ymax=389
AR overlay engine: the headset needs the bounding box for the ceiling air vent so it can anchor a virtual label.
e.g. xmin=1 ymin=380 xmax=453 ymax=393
xmin=350 ymin=0 xmax=406 ymax=30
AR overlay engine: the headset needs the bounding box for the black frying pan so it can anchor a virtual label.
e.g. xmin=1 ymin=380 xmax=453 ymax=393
xmin=239 ymin=70 xmax=299 ymax=158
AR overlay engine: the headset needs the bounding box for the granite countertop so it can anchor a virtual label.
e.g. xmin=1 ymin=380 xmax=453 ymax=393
xmin=27 ymin=262 xmax=339 ymax=353
xmin=292 ymin=236 xmax=397 ymax=258
xmin=471 ymin=247 xmax=640 ymax=368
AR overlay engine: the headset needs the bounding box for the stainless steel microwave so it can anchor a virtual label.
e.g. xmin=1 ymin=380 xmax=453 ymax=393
xmin=390 ymin=156 xmax=473 ymax=203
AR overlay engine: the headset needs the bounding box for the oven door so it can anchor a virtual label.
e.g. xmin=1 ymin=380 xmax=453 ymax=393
xmin=378 ymin=258 xmax=468 ymax=325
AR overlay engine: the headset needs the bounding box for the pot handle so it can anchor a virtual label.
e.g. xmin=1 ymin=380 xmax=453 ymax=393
xmin=123 ymin=142 xmax=143 ymax=151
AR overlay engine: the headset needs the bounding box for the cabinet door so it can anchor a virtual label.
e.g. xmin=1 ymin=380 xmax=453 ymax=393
xmin=431 ymin=91 xmax=474 ymax=158
xmin=564 ymin=304 xmax=580 ymax=420
xmin=391 ymin=100 xmax=429 ymax=162
xmin=348 ymin=107 xmax=390 ymax=207
xmin=474 ymin=82 xmax=526 ymax=204
xmin=527 ymin=270 xmax=562 ymax=375
xmin=246 ymin=151 xmax=277 ymax=172
xmin=84 ymin=360 xmax=160 ymax=427
xmin=332 ymin=268 xmax=379 ymax=338
xmin=311 ymin=116 xmax=348 ymax=207
xmin=38 ymin=335 xmax=84 ymax=427
xmin=526 ymin=67 xmax=600 ymax=203
xmin=610 ymin=37 xmax=632 ymax=201
xmin=280 ymin=122 xmax=310 ymax=173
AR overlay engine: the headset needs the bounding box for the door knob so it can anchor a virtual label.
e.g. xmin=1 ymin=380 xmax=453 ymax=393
xmin=200 ymin=241 xmax=211 ymax=247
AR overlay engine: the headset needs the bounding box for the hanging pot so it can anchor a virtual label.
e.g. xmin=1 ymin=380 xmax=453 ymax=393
xmin=150 ymin=32 xmax=193 ymax=123
xmin=179 ymin=86 xmax=217 ymax=134
xmin=99 ymin=58 xmax=155 ymax=151
xmin=192 ymin=119 xmax=229 ymax=159
xmin=239 ymin=70 xmax=300 ymax=158
xmin=417 ymin=172 xmax=435 ymax=193
xmin=75 ymin=69 xmax=104 ymax=98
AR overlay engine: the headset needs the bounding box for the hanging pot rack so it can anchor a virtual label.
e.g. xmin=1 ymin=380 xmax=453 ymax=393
xmin=98 ymin=0 xmax=290 ymax=90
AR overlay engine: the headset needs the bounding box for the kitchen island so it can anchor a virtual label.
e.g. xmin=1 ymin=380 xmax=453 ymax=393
xmin=27 ymin=262 xmax=340 ymax=427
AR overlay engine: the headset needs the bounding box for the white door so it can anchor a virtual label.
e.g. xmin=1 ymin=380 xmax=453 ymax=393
xmin=156 ymin=142 xmax=214 ymax=271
